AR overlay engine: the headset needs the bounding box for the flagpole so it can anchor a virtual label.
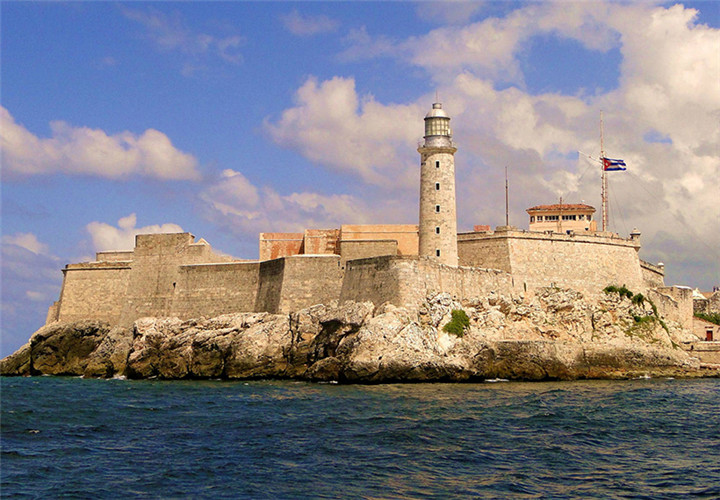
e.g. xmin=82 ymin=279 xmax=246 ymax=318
xmin=600 ymin=111 xmax=607 ymax=232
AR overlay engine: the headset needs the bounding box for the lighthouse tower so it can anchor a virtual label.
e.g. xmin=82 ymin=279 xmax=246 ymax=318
xmin=418 ymin=102 xmax=458 ymax=267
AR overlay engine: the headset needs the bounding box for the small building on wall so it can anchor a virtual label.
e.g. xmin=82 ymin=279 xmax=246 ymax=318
xmin=527 ymin=203 xmax=597 ymax=233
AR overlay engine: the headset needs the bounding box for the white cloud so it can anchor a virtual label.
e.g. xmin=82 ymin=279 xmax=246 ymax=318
xmin=282 ymin=10 xmax=339 ymax=36
xmin=2 ymin=233 xmax=50 ymax=255
xmin=269 ymin=2 xmax=719 ymax=288
xmin=0 ymin=107 xmax=200 ymax=180
xmin=264 ymin=76 xmax=421 ymax=187
xmin=200 ymin=169 xmax=414 ymax=244
xmin=122 ymin=7 xmax=244 ymax=67
xmin=86 ymin=213 xmax=184 ymax=252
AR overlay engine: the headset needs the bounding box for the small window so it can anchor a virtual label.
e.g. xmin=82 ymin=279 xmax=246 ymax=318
xmin=537 ymin=216 xmax=543 ymax=222
xmin=435 ymin=161 xmax=440 ymax=168
xmin=530 ymin=216 xmax=535 ymax=223
xmin=436 ymin=249 xmax=440 ymax=257
xmin=435 ymin=205 xmax=440 ymax=213
xmin=435 ymin=182 xmax=440 ymax=190
xmin=578 ymin=215 xmax=585 ymax=220
xmin=435 ymin=226 xmax=440 ymax=234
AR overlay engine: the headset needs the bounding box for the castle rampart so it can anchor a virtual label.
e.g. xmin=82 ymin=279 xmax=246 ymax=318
xmin=458 ymin=228 xmax=651 ymax=295
xmin=340 ymin=255 xmax=513 ymax=310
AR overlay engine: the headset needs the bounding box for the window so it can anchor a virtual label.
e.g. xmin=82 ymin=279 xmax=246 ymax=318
xmin=546 ymin=215 xmax=559 ymax=221
xmin=536 ymin=216 xmax=543 ymax=222
xmin=578 ymin=215 xmax=585 ymax=220
xmin=530 ymin=216 xmax=535 ymax=223
xmin=436 ymin=249 xmax=441 ymax=257
xmin=435 ymin=161 xmax=440 ymax=168
xmin=562 ymin=215 xmax=576 ymax=221
xmin=435 ymin=182 xmax=440 ymax=190
xmin=435 ymin=227 xmax=440 ymax=234
xmin=435 ymin=205 xmax=440 ymax=213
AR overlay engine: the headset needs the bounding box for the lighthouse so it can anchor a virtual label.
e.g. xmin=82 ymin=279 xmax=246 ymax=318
xmin=418 ymin=102 xmax=458 ymax=267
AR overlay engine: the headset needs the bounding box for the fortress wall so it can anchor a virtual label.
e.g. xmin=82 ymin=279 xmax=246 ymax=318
xmin=341 ymin=256 xmax=513 ymax=310
xmin=96 ymin=251 xmax=134 ymax=262
xmin=648 ymin=286 xmax=694 ymax=330
xmin=276 ymin=255 xmax=343 ymax=313
xmin=339 ymin=240 xmax=397 ymax=264
xmin=460 ymin=231 xmax=647 ymax=296
xmin=57 ymin=263 xmax=131 ymax=325
xmin=119 ymin=233 xmax=237 ymax=325
xmin=340 ymin=256 xmax=403 ymax=307
xmin=640 ymin=260 xmax=665 ymax=288
xmin=507 ymin=234 xmax=644 ymax=295
xmin=457 ymin=234 xmax=511 ymax=271
xmin=303 ymin=229 xmax=341 ymax=255
xmin=254 ymin=258 xmax=285 ymax=313
xmin=401 ymin=258 xmax=514 ymax=307
xmin=171 ymin=262 xmax=260 ymax=319
xmin=259 ymin=233 xmax=304 ymax=260
xmin=341 ymin=225 xmax=419 ymax=256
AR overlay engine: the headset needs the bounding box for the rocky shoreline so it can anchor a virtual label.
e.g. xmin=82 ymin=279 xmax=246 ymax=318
xmin=2 ymin=288 xmax=717 ymax=382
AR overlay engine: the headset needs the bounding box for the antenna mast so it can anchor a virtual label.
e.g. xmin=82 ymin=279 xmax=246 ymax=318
xmin=505 ymin=166 xmax=509 ymax=226
xmin=600 ymin=111 xmax=607 ymax=232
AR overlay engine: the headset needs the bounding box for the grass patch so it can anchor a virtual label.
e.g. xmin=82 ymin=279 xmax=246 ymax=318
xmin=443 ymin=309 xmax=470 ymax=337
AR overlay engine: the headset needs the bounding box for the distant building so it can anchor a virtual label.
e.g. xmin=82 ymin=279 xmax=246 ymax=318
xmin=526 ymin=203 xmax=597 ymax=233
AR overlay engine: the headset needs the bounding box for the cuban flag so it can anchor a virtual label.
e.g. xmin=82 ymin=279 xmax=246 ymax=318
xmin=602 ymin=157 xmax=627 ymax=171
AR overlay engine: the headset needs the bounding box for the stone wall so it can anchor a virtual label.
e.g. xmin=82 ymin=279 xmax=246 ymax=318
xmin=458 ymin=229 xmax=648 ymax=296
xmin=340 ymin=224 xmax=418 ymax=256
xmin=259 ymin=233 xmax=304 ymax=261
xmin=341 ymin=256 xmax=513 ymax=310
xmin=275 ymin=255 xmax=343 ymax=313
xmin=172 ymin=262 xmax=260 ymax=319
xmin=647 ymin=286 xmax=694 ymax=331
xmin=339 ymin=240 xmax=397 ymax=264
xmin=640 ymin=260 xmax=665 ymax=288
xmin=57 ymin=262 xmax=132 ymax=325
xmin=96 ymin=251 xmax=134 ymax=262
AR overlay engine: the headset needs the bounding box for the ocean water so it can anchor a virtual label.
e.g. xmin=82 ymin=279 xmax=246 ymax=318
xmin=1 ymin=377 xmax=719 ymax=499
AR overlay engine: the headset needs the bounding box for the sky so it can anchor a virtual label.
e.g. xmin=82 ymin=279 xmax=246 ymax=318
xmin=1 ymin=1 xmax=719 ymax=356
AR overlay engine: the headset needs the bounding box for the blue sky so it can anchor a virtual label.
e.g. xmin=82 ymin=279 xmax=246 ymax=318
xmin=2 ymin=1 xmax=719 ymax=355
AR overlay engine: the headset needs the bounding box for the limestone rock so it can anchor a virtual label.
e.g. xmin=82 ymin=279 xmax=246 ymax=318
xmin=0 ymin=342 xmax=31 ymax=376
xmin=2 ymin=286 xmax=714 ymax=382
xmin=30 ymin=321 xmax=112 ymax=376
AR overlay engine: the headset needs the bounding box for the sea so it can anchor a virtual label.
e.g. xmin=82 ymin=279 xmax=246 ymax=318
xmin=1 ymin=377 xmax=719 ymax=499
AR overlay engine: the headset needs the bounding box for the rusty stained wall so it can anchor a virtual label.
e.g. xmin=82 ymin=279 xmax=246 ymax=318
xmin=341 ymin=224 xmax=419 ymax=256
xmin=259 ymin=233 xmax=304 ymax=261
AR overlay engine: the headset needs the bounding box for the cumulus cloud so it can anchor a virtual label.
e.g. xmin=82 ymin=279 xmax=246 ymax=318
xmin=282 ymin=10 xmax=339 ymax=36
xmin=200 ymin=169 xmax=414 ymax=245
xmin=86 ymin=213 xmax=184 ymax=252
xmin=122 ymin=7 xmax=244 ymax=68
xmin=2 ymin=232 xmax=50 ymax=255
xmin=270 ymin=2 xmax=719 ymax=288
xmin=264 ymin=76 xmax=422 ymax=187
xmin=0 ymin=107 xmax=200 ymax=180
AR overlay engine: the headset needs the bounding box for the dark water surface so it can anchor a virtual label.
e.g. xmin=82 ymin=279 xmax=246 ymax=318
xmin=2 ymin=377 xmax=719 ymax=499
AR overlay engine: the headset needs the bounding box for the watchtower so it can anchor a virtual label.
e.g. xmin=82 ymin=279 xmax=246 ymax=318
xmin=418 ymin=102 xmax=458 ymax=266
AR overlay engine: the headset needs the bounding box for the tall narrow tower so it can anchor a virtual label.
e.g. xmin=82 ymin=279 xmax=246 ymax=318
xmin=418 ymin=102 xmax=458 ymax=266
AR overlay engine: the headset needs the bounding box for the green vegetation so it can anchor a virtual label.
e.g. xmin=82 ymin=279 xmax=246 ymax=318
xmin=443 ymin=309 xmax=470 ymax=337
xmin=604 ymin=284 xmax=669 ymax=334
xmin=695 ymin=311 xmax=720 ymax=325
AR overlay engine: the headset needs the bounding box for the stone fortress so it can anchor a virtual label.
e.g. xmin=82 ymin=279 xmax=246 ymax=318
xmin=45 ymin=102 xmax=704 ymax=345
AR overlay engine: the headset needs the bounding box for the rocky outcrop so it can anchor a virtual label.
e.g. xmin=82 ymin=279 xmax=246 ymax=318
xmin=2 ymin=288 xmax=716 ymax=381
